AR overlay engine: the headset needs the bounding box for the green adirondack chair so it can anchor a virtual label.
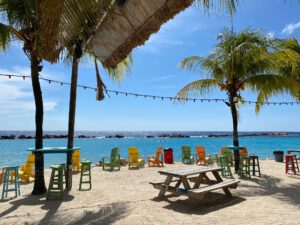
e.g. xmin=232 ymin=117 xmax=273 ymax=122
xmin=221 ymin=147 xmax=233 ymax=166
xmin=102 ymin=148 xmax=121 ymax=171
xmin=182 ymin=146 xmax=195 ymax=164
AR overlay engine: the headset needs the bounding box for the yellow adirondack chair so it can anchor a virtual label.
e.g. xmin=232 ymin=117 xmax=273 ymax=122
xmin=19 ymin=154 xmax=35 ymax=183
xmin=72 ymin=149 xmax=81 ymax=172
xmin=128 ymin=147 xmax=144 ymax=169
xmin=148 ymin=146 xmax=164 ymax=167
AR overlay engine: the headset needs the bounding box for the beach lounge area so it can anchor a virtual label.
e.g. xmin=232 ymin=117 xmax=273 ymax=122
xmin=1 ymin=0 xmax=300 ymax=224
xmin=0 ymin=159 xmax=300 ymax=225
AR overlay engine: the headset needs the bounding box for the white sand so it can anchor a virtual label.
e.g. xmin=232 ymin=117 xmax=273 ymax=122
xmin=0 ymin=160 xmax=299 ymax=225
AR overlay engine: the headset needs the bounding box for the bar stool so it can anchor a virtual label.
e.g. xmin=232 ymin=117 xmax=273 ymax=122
xmin=291 ymin=155 xmax=299 ymax=172
xmin=218 ymin=155 xmax=232 ymax=177
xmin=79 ymin=160 xmax=92 ymax=190
xmin=238 ymin=156 xmax=251 ymax=178
xmin=250 ymin=155 xmax=261 ymax=176
xmin=46 ymin=164 xmax=65 ymax=200
xmin=1 ymin=166 xmax=20 ymax=200
xmin=285 ymin=155 xmax=298 ymax=174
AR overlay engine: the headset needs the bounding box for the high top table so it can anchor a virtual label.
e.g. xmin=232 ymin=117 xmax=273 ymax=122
xmin=287 ymin=150 xmax=300 ymax=159
xmin=226 ymin=146 xmax=246 ymax=173
xmin=27 ymin=147 xmax=80 ymax=193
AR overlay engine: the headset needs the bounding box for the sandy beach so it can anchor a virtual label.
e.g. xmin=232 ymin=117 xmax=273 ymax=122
xmin=0 ymin=160 xmax=299 ymax=225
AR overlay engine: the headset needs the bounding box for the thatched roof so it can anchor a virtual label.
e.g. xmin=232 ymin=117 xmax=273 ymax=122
xmin=88 ymin=0 xmax=192 ymax=68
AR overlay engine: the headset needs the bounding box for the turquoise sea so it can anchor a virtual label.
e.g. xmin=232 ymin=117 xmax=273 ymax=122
xmin=1 ymin=131 xmax=300 ymax=168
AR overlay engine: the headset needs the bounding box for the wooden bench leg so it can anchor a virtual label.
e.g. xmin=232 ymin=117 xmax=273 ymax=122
xmin=181 ymin=177 xmax=191 ymax=190
xmin=193 ymin=173 xmax=204 ymax=189
xmin=212 ymin=171 xmax=232 ymax=197
xmin=174 ymin=179 xmax=182 ymax=189
xmin=158 ymin=175 xmax=173 ymax=198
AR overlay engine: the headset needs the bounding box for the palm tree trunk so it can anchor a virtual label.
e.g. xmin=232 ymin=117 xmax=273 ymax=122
xmin=67 ymin=53 xmax=80 ymax=149
xmin=230 ymin=99 xmax=239 ymax=147
xmin=229 ymin=95 xmax=240 ymax=173
xmin=66 ymin=45 xmax=81 ymax=190
xmin=31 ymin=53 xmax=47 ymax=195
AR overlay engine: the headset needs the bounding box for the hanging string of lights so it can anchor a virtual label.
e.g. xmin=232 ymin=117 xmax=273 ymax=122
xmin=0 ymin=73 xmax=299 ymax=106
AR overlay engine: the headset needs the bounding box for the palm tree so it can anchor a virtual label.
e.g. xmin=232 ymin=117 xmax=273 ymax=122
xmin=176 ymin=29 xmax=294 ymax=147
xmin=57 ymin=0 xmax=133 ymax=189
xmin=0 ymin=0 xmax=52 ymax=195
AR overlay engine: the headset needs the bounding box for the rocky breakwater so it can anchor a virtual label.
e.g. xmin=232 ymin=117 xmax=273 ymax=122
xmin=158 ymin=134 xmax=190 ymax=138
xmin=207 ymin=132 xmax=288 ymax=138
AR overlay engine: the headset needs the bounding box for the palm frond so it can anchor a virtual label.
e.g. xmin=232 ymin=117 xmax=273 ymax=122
xmin=192 ymin=0 xmax=239 ymax=16
xmin=104 ymin=53 xmax=134 ymax=82
xmin=255 ymin=91 xmax=267 ymax=114
xmin=179 ymin=56 xmax=206 ymax=73
xmin=244 ymin=74 xmax=294 ymax=101
xmin=0 ymin=23 xmax=11 ymax=50
xmin=175 ymin=79 xmax=220 ymax=102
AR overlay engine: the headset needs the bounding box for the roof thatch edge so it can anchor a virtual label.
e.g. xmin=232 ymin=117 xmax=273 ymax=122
xmin=103 ymin=0 xmax=192 ymax=68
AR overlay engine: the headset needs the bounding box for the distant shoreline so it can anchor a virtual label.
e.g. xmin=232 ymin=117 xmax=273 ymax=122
xmin=0 ymin=132 xmax=298 ymax=140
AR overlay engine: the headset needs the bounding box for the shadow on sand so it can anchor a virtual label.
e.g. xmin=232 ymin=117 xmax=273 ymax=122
xmin=0 ymin=191 xmax=74 ymax=223
xmin=0 ymin=194 xmax=130 ymax=225
xmin=152 ymin=193 xmax=246 ymax=215
xmin=238 ymin=174 xmax=300 ymax=206
xmin=69 ymin=202 xmax=130 ymax=225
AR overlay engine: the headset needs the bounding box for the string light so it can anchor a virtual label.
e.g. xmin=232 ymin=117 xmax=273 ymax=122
xmin=0 ymin=73 xmax=299 ymax=106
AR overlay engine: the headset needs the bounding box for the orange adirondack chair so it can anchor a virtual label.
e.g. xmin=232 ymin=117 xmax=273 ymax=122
xmin=239 ymin=147 xmax=249 ymax=156
xmin=195 ymin=146 xmax=211 ymax=165
xmin=148 ymin=147 xmax=164 ymax=167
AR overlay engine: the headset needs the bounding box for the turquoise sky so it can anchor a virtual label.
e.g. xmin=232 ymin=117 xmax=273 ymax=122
xmin=0 ymin=0 xmax=300 ymax=132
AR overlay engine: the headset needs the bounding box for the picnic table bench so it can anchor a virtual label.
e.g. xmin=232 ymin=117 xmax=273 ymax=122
xmin=150 ymin=166 xmax=239 ymax=200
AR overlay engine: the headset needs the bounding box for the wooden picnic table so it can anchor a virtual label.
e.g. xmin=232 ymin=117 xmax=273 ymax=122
xmin=150 ymin=166 xmax=239 ymax=200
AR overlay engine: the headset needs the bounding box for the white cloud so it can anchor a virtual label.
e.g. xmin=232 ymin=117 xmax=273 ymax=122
xmin=138 ymin=8 xmax=206 ymax=53
xmin=282 ymin=21 xmax=300 ymax=34
xmin=147 ymin=75 xmax=176 ymax=83
xmin=0 ymin=67 xmax=59 ymax=116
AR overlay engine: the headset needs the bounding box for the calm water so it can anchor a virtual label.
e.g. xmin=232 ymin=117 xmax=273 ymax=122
xmin=1 ymin=136 xmax=300 ymax=168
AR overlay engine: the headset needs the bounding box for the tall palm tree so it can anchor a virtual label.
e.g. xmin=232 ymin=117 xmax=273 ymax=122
xmin=176 ymin=29 xmax=294 ymax=147
xmin=58 ymin=0 xmax=133 ymax=189
xmin=0 ymin=0 xmax=52 ymax=195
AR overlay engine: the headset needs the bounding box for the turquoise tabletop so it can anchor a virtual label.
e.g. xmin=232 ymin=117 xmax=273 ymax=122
xmin=27 ymin=147 xmax=81 ymax=153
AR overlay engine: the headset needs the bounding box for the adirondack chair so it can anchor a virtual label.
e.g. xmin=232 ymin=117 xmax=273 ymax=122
xmin=182 ymin=146 xmax=195 ymax=164
xmin=72 ymin=149 xmax=81 ymax=172
xmin=148 ymin=147 xmax=164 ymax=167
xmin=128 ymin=147 xmax=144 ymax=169
xmin=19 ymin=154 xmax=35 ymax=183
xmin=221 ymin=147 xmax=234 ymax=166
xmin=0 ymin=167 xmax=5 ymax=185
xmin=195 ymin=146 xmax=212 ymax=165
xmin=239 ymin=147 xmax=249 ymax=156
xmin=103 ymin=148 xmax=121 ymax=171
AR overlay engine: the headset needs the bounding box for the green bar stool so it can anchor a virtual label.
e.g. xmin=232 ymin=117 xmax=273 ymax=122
xmin=79 ymin=160 xmax=92 ymax=190
xmin=218 ymin=155 xmax=233 ymax=177
xmin=1 ymin=166 xmax=20 ymax=200
xmin=238 ymin=156 xmax=251 ymax=178
xmin=46 ymin=164 xmax=65 ymax=200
